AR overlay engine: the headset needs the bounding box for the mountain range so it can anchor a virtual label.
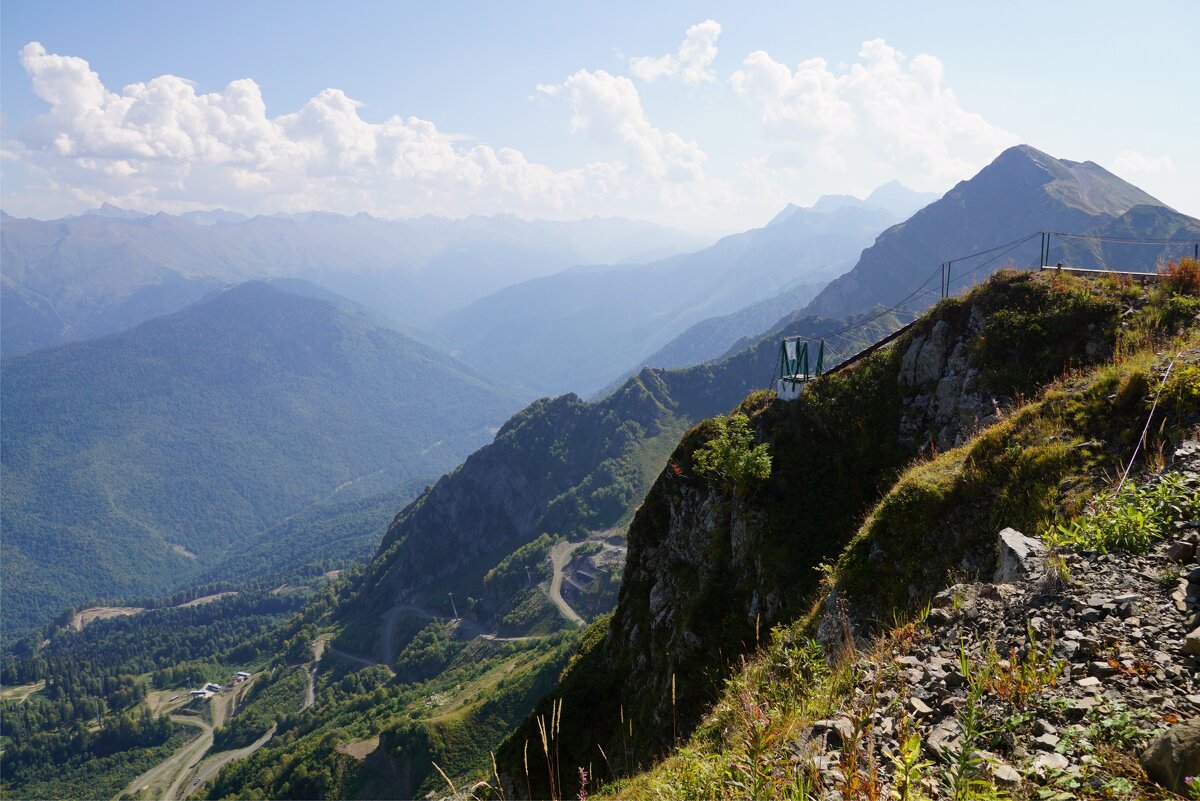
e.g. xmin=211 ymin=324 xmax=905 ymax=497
xmin=3 ymin=144 xmax=1199 ymax=801
xmin=435 ymin=200 xmax=906 ymax=396
xmin=0 ymin=211 xmax=705 ymax=357
xmin=0 ymin=280 xmax=527 ymax=631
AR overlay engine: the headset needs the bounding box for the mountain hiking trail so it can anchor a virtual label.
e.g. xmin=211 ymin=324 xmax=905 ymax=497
xmin=547 ymin=540 xmax=586 ymax=627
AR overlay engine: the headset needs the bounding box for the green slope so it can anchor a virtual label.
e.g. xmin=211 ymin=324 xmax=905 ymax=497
xmin=496 ymin=271 xmax=1200 ymax=798
xmin=0 ymin=281 xmax=527 ymax=634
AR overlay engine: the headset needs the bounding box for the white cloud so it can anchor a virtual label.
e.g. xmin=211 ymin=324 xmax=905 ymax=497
xmin=731 ymin=38 xmax=1017 ymax=187
xmin=1112 ymin=149 xmax=1174 ymax=176
xmin=630 ymin=20 xmax=721 ymax=84
xmin=544 ymin=69 xmax=707 ymax=182
xmin=6 ymin=42 xmax=635 ymax=222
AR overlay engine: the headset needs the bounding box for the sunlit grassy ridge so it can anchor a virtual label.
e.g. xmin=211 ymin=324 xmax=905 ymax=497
xmin=601 ymin=333 xmax=1199 ymax=801
xmin=493 ymin=268 xmax=1199 ymax=799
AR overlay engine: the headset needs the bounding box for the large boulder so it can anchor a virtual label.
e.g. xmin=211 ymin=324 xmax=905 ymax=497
xmin=1140 ymin=720 xmax=1200 ymax=793
xmin=993 ymin=528 xmax=1045 ymax=584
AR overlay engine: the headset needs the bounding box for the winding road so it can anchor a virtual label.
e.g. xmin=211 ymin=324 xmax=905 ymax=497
xmin=303 ymin=638 xmax=327 ymax=711
xmin=548 ymin=540 xmax=586 ymax=627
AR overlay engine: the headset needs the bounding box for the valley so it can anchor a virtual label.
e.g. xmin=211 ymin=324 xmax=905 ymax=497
xmin=2 ymin=139 xmax=1199 ymax=801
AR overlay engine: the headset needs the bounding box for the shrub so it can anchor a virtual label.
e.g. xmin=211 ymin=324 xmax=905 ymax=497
xmin=692 ymin=414 xmax=772 ymax=494
xmin=1160 ymin=256 xmax=1200 ymax=295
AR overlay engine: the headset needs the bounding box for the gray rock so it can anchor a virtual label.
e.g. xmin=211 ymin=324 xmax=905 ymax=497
xmin=990 ymin=761 xmax=1022 ymax=786
xmin=1033 ymin=732 xmax=1061 ymax=750
xmin=1185 ymin=627 xmax=1200 ymax=658
xmin=811 ymin=717 xmax=855 ymax=750
xmin=1032 ymin=752 xmax=1070 ymax=774
xmin=909 ymin=697 xmax=934 ymax=717
xmin=994 ymin=528 xmax=1045 ymax=583
xmin=1140 ymin=720 xmax=1200 ymax=793
xmin=1166 ymin=540 xmax=1196 ymax=563
xmin=927 ymin=719 xmax=960 ymax=756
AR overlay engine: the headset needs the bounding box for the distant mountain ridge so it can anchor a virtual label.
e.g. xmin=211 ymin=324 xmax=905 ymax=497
xmin=770 ymin=181 xmax=940 ymax=225
xmin=437 ymin=202 xmax=898 ymax=396
xmin=805 ymin=145 xmax=1200 ymax=319
xmin=0 ymin=210 xmax=705 ymax=357
xmin=0 ymin=280 xmax=528 ymax=632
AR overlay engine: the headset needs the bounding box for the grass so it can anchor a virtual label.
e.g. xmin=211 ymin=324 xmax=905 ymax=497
xmin=836 ymin=326 xmax=1200 ymax=624
xmin=489 ymin=271 xmax=1200 ymax=800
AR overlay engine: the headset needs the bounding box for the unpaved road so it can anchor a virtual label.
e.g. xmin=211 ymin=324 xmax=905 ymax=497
xmin=303 ymin=638 xmax=327 ymax=711
xmin=328 ymin=644 xmax=383 ymax=671
xmin=117 ymin=678 xmax=252 ymax=800
xmin=548 ymin=540 xmax=585 ymax=627
xmin=118 ymin=714 xmax=210 ymax=800
xmin=180 ymin=724 xmax=275 ymax=797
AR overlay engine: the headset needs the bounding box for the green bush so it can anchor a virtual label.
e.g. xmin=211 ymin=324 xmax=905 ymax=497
xmin=1046 ymin=471 xmax=1200 ymax=553
xmin=693 ymin=414 xmax=772 ymax=494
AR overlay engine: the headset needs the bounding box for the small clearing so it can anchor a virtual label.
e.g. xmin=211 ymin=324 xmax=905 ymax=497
xmin=170 ymin=544 xmax=197 ymax=559
xmin=0 ymin=680 xmax=45 ymax=703
xmin=335 ymin=736 xmax=380 ymax=761
xmin=70 ymin=605 xmax=144 ymax=631
xmin=177 ymin=591 xmax=237 ymax=608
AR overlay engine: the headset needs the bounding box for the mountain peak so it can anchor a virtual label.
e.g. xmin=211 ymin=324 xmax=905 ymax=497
xmin=864 ymin=181 xmax=941 ymax=217
xmin=69 ymin=202 xmax=147 ymax=220
xmin=771 ymin=182 xmax=940 ymax=227
xmin=802 ymin=145 xmax=1195 ymax=320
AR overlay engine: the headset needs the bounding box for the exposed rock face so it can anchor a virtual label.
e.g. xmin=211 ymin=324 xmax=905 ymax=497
xmin=897 ymin=307 xmax=998 ymax=450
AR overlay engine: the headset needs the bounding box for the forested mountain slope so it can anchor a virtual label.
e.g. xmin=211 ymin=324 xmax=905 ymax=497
xmin=0 ymin=281 xmax=526 ymax=633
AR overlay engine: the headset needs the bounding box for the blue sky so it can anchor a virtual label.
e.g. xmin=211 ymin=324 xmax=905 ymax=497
xmin=3 ymin=1 xmax=1197 ymax=233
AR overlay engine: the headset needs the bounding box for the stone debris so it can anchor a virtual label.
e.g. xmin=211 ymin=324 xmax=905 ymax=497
xmin=794 ymin=442 xmax=1200 ymax=798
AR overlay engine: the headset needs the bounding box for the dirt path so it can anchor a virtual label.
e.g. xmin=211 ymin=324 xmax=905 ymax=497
xmin=118 ymin=714 xmax=210 ymax=800
xmin=179 ymin=724 xmax=276 ymax=797
xmin=327 ymin=644 xmax=388 ymax=672
xmin=303 ymin=637 xmax=328 ymax=711
xmin=548 ymin=540 xmax=585 ymax=627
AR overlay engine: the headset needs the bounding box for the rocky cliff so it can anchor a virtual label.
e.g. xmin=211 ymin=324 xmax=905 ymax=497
xmin=496 ymin=269 xmax=1200 ymax=797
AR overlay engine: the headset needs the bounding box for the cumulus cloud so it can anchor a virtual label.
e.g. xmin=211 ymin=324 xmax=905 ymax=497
xmin=542 ymin=69 xmax=707 ymax=182
xmin=630 ymin=20 xmax=721 ymax=84
xmin=8 ymin=42 xmax=622 ymax=220
xmin=731 ymin=38 xmax=1017 ymax=186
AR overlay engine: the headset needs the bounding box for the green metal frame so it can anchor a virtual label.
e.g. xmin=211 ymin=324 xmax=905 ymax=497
xmin=779 ymin=338 xmax=825 ymax=392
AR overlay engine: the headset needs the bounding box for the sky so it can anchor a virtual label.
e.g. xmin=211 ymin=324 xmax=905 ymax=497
xmin=2 ymin=1 xmax=1197 ymax=235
